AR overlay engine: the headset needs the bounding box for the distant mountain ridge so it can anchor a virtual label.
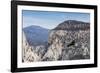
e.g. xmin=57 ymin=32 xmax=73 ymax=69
xmin=23 ymin=25 xmax=49 ymax=46
xmin=54 ymin=20 xmax=90 ymax=30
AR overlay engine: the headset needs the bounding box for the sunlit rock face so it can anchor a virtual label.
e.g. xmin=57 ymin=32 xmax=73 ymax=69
xmin=22 ymin=32 xmax=40 ymax=62
xmin=43 ymin=30 xmax=90 ymax=61
xmin=43 ymin=20 xmax=90 ymax=61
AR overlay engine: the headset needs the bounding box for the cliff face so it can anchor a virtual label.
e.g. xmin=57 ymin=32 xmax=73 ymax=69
xmin=22 ymin=20 xmax=90 ymax=62
xmin=43 ymin=30 xmax=90 ymax=61
xmin=43 ymin=20 xmax=90 ymax=61
xmin=22 ymin=32 xmax=40 ymax=62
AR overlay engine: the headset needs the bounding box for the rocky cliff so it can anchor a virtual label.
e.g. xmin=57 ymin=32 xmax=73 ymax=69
xmin=43 ymin=20 xmax=90 ymax=61
xmin=22 ymin=32 xmax=40 ymax=62
xmin=43 ymin=30 xmax=90 ymax=61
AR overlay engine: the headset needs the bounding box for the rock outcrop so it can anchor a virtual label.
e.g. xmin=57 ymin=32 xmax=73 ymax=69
xmin=43 ymin=30 xmax=90 ymax=61
xmin=22 ymin=32 xmax=40 ymax=62
xmin=54 ymin=20 xmax=90 ymax=30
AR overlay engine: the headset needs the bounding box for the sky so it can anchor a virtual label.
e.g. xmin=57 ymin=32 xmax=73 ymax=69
xmin=22 ymin=10 xmax=90 ymax=29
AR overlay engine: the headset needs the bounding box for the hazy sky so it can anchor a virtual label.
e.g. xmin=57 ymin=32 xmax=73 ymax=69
xmin=22 ymin=10 xmax=90 ymax=29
